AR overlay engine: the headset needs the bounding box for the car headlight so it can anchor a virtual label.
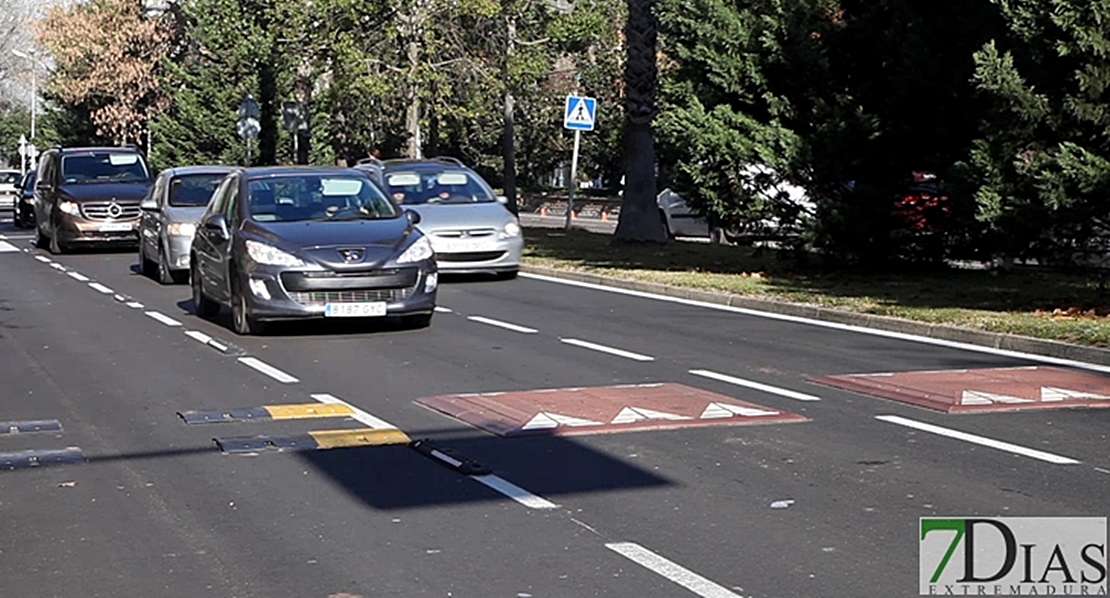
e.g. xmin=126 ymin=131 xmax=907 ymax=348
xmin=245 ymin=239 xmax=307 ymax=267
xmin=59 ymin=201 xmax=80 ymax=216
xmin=500 ymin=221 xmax=521 ymax=239
xmin=396 ymin=236 xmax=433 ymax=264
xmin=168 ymin=222 xmax=197 ymax=237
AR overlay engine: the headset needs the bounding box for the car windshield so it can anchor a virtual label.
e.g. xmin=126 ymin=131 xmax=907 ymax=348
xmin=169 ymin=173 xmax=226 ymax=207
xmin=0 ymin=172 xmax=20 ymax=185
xmin=61 ymin=152 xmax=150 ymax=184
xmin=246 ymin=174 xmax=400 ymax=223
xmin=384 ymin=169 xmax=495 ymax=205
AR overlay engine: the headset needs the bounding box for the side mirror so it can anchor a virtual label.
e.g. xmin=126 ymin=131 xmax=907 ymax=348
xmin=496 ymin=195 xmax=509 ymax=205
xmin=405 ymin=209 xmax=421 ymax=225
xmin=139 ymin=198 xmax=158 ymax=211
xmin=201 ymin=214 xmax=229 ymax=241
xmin=35 ymin=180 xmax=52 ymax=193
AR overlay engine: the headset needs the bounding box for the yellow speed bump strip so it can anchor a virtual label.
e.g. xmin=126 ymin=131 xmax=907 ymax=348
xmin=215 ymin=428 xmax=411 ymax=453
xmin=179 ymin=403 xmax=354 ymax=424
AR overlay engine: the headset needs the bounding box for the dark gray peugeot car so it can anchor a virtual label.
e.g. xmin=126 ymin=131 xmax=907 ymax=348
xmin=190 ymin=167 xmax=438 ymax=335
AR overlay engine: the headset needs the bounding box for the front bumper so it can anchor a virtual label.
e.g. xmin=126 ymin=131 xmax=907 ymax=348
xmin=57 ymin=217 xmax=139 ymax=246
xmin=429 ymin=235 xmax=523 ymax=273
xmin=237 ymin=262 xmax=438 ymax=322
xmin=165 ymin=234 xmax=196 ymax=271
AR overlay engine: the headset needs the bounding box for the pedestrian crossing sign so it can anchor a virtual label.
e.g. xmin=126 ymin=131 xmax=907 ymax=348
xmin=564 ymin=95 xmax=597 ymax=131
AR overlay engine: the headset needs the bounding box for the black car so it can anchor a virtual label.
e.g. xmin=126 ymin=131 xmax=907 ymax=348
xmin=190 ymin=166 xmax=438 ymax=335
xmin=13 ymin=169 xmax=36 ymax=229
xmin=34 ymin=146 xmax=154 ymax=254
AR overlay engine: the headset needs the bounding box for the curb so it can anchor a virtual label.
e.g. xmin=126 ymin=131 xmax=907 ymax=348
xmin=519 ymin=264 xmax=1110 ymax=367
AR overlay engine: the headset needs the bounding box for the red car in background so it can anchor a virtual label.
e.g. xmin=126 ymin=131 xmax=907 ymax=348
xmin=893 ymin=171 xmax=949 ymax=234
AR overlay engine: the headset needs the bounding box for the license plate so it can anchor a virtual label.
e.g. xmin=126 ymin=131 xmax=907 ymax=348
xmin=324 ymin=302 xmax=388 ymax=318
xmin=98 ymin=222 xmax=133 ymax=232
xmin=434 ymin=239 xmax=489 ymax=253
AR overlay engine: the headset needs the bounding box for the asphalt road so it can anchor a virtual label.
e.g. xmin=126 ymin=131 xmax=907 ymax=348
xmin=0 ymin=218 xmax=1107 ymax=598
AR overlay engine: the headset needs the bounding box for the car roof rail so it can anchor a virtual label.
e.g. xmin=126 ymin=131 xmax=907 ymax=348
xmin=428 ymin=156 xmax=465 ymax=167
xmin=356 ymin=157 xmax=384 ymax=167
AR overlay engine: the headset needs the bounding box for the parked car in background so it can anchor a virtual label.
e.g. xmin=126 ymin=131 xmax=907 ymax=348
xmin=190 ymin=166 xmax=438 ymax=335
xmin=33 ymin=146 xmax=153 ymax=254
xmin=353 ymin=157 xmax=386 ymax=189
xmin=658 ymin=164 xmax=815 ymax=245
xmin=0 ymin=170 xmax=21 ymax=213
xmin=138 ymin=165 xmax=234 ymax=285
xmin=13 ymin=169 xmax=36 ymax=229
xmin=382 ymin=157 xmax=522 ymax=279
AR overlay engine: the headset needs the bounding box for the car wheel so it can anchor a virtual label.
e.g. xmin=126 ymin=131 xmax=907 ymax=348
xmin=191 ymin=262 xmax=220 ymax=319
xmin=401 ymin=313 xmax=433 ymax=329
xmin=34 ymin=225 xmax=48 ymax=249
xmin=12 ymin=208 xmax=23 ymax=229
xmin=231 ymin=281 xmax=264 ymax=336
xmin=49 ymin=226 xmax=66 ymax=255
xmin=156 ymin=244 xmax=175 ymax=285
xmin=139 ymin=243 xmax=156 ymax=279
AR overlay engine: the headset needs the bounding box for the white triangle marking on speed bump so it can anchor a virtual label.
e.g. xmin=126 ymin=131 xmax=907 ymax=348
xmin=699 ymin=402 xmax=780 ymax=419
xmin=1040 ymin=386 xmax=1110 ymax=401
xmin=522 ymin=412 xmax=602 ymax=430
xmin=609 ymin=407 xmax=691 ymax=424
xmin=961 ymin=390 xmax=1034 ymax=405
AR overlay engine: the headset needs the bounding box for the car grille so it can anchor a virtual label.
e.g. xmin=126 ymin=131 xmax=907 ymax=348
xmin=432 ymin=228 xmax=499 ymax=239
xmin=81 ymin=201 xmax=141 ymax=221
xmin=281 ymin=268 xmax=418 ymax=291
xmin=289 ymin=288 xmax=414 ymax=306
xmin=437 ymin=251 xmax=506 ymax=262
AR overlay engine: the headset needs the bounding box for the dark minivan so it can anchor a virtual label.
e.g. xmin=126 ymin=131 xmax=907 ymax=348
xmin=34 ymin=146 xmax=154 ymax=254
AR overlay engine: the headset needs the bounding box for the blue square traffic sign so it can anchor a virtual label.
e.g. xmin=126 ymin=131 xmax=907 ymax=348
xmin=564 ymin=96 xmax=597 ymax=131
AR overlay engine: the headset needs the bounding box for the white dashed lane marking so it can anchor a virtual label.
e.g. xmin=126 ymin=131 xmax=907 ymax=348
xmin=88 ymin=282 xmax=114 ymax=294
xmin=0 ymin=241 xmax=17 ymax=252
xmin=67 ymin=272 xmax=89 ymax=282
xmin=559 ymin=338 xmax=654 ymax=362
xmin=466 ymin=315 xmax=538 ymax=334
xmin=144 ymin=311 xmax=183 ymax=327
xmin=689 ymin=369 xmax=821 ymax=402
xmin=434 ymin=306 xmax=453 ymax=313
xmin=472 ymin=475 xmax=558 ymax=510
xmin=876 ymin=415 xmax=1080 ymax=465
xmin=125 ymin=302 xmax=144 ymax=309
xmin=238 ymin=357 xmax=299 ymax=384
xmin=311 ymin=393 xmax=398 ymax=430
xmin=34 ymin=255 xmax=51 ymax=263
xmin=606 ymin=542 xmax=742 ymax=598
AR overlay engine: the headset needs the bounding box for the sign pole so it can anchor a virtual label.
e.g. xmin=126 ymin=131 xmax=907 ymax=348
xmin=565 ymin=129 xmax=581 ymax=231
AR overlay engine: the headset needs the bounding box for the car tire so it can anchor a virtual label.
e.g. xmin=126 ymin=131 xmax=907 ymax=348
xmin=156 ymin=244 xmax=176 ymax=285
xmin=401 ymin=313 xmax=433 ymax=329
xmin=49 ymin=226 xmax=67 ymax=255
xmin=191 ymin=262 xmax=220 ymax=319
xmin=230 ymin=280 xmax=264 ymax=336
xmin=12 ymin=208 xmax=23 ymax=229
xmin=139 ymin=243 xmax=156 ymax=279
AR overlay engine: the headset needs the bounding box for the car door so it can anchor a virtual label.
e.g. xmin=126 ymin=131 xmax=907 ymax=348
xmin=140 ymin=173 xmax=168 ymax=258
xmin=193 ymin=175 xmax=234 ymax=301
xmin=210 ymin=177 xmax=241 ymax=302
xmin=33 ymin=152 xmax=56 ymax=236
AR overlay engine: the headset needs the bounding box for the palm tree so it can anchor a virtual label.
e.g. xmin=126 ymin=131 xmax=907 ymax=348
xmin=613 ymin=0 xmax=667 ymax=243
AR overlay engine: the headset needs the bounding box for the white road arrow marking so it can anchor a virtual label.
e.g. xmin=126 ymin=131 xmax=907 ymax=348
xmin=1040 ymin=386 xmax=1110 ymax=401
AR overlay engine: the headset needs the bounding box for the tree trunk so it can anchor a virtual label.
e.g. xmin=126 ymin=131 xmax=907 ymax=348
xmin=259 ymin=61 xmax=278 ymax=166
xmin=404 ymin=22 xmax=422 ymax=159
xmin=613 ymin=0 xmax=667 ymax=244
xmin=502 ymin=13 xmax=519 ymax=215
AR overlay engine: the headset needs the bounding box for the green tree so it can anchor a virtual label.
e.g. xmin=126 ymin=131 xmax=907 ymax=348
xmin=961 ymin=0 xmax=1110 ymax=266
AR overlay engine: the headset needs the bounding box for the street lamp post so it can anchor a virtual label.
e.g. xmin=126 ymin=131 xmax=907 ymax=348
xmin=11 ymin=49 xmax=38 ymax=141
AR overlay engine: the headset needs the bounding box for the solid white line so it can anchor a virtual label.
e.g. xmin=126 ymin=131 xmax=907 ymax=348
xmin=67 ymin=271 xmax=89 ymax=282
xmin=560 ymin=338 xmax=654 ymax=362
xmin=145 ymin=311 xmax=182 ymax=327
xmin=876 ymin=415 xmax=1080 ymax=465
xmin=88 ymin=282 xmax=114 ymax=294
xmin=310 ymin=393 xmax=396 ymax=429
xmin=520 ymin=272 xmax=1110 ymax=375
xmin=606 ymin=542 xmax=741 ymax=598
xmin=33 ymin=255 xmax=51 ymax=263
xmin=125 ymin=301 xmax=144 ymax=309
xmin=467 ymin=315 xmax=538 ymax=334
xmin=0 ymin=241 xmax=17 ymax=252
xmin=434 ymin=306 xmax=453 ymax=313
xmin=689 ymin=369 xmax=821 ymax=402
xmin=472 ymin=474 xmax=558 ymax=509
xmin=239 ymin=357 xmax=299 ymax=384
xmin=183 ymin=330 xmax=213 ymax=345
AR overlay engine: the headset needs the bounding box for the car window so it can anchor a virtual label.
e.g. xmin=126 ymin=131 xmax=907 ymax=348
xmin=169 ymin=173 xmax=225 ymax=207
xmin=22 ymin=171 xmax=36 ymax=192
xmin=384 ymin=168 xmax=495 ymax=205
xmin=223 ymin=178 xmax=239 ymax=225
xmin=0 ymin=172 xmax=20 ymax=185
xmin=60 ymin=152 xmax=150 ymax=184
xmin=206 ymin=176 xmax=233 ymax=220
xmin=246 ymin=174 xmax=399 ymax=223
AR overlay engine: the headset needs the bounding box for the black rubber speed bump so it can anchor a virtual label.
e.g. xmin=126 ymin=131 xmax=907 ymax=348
xmin=409 ymin=439 xmax=491 ymax=476
xmin=0 ymin=420 xmax=63 ymax=435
